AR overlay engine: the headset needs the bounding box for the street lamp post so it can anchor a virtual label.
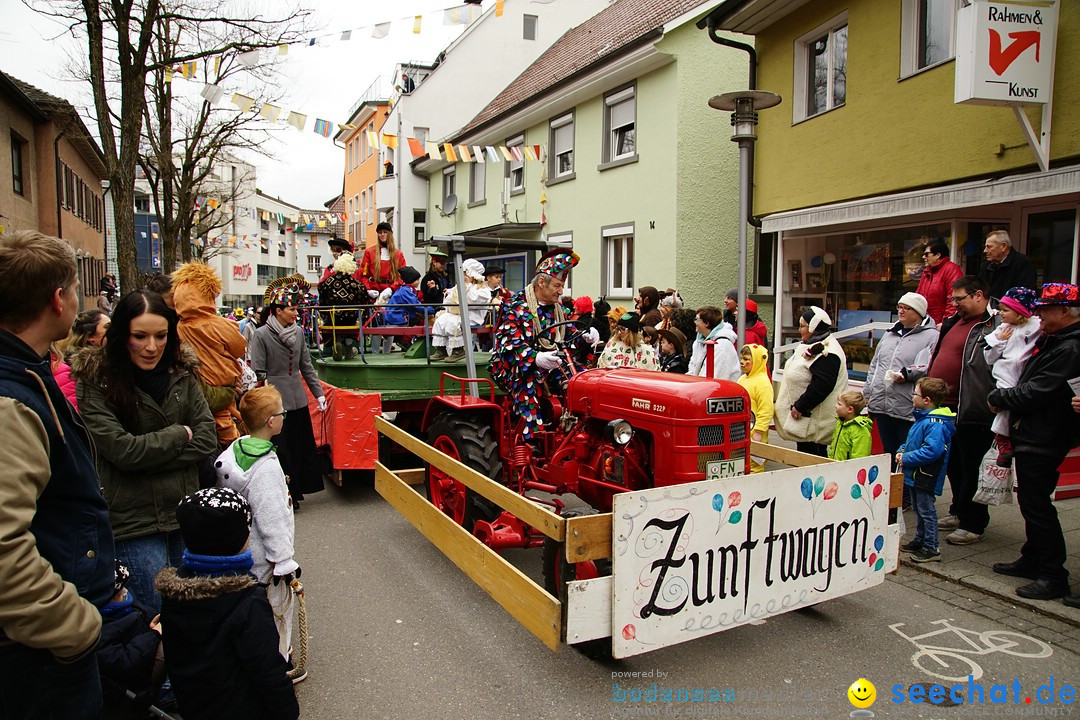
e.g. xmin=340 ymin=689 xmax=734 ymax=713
xmin=708 ymin=90 xmax=781 ymax=349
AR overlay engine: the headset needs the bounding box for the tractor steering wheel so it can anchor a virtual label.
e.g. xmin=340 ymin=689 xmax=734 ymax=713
xmin=526 ymin=319 xmax=591 ymax=353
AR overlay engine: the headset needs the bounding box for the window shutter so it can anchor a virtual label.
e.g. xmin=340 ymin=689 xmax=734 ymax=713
xmin=609 ymin=97 xmax=634 ymax=129
xmin=554 ymin=123 xmax=572 ymax=155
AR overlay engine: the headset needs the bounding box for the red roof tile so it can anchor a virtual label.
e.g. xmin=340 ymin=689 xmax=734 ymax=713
xmin=458 ymin=0 xmax=710 ymax=138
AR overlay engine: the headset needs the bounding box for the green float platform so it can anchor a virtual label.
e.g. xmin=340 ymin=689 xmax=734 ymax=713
xmin=315 ymin=351 xmax=497 ymax=404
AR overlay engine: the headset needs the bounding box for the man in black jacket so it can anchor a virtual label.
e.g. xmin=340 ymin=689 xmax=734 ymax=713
xmin=0 ymin=231 xmax=116 ymax=719
xmin=988 ymin=283 xmax=1080 ymax=602
xmin=979 ymin=230 xmax=1038 ymax=301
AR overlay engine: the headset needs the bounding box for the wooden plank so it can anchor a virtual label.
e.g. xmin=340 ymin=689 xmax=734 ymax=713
xmin=750 ymin=441 xmax=835 ymax=468
xmin=564 ymin=576 xmax=612 ymax=644
xmin=375 ymin=462 xmax=562 ymax=651
xmin=376 ymin=416 xmax=564 ymax=541
xmin=889 ymin=472 xmax=903 ymax=510
xmin=564 ymin=513 xmax=613 ymax=564
xmin=397 ymin=468 xmax=426 ymax=486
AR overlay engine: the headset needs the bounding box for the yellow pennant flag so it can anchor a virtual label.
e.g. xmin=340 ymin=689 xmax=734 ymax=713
xmin=523 ymin=146 xmax=537 ymax=161
xmin=260 ymin=104 xmax=281 ymax=122
xmin=413 ymin=15 xmax=422 ymax=33
xmin=164 ymin=68 xmax=174 ymax=83
xmin=443 ymin=143 xmax=458 ymax=162
xmin=213 ymin=56 xmax=221 ymax=75
xmin=318 ymin=220 xmax=327 ymax=228
xmin=181 ymin=61 xmax=197 ymax=78
xmin=286 ymin=111 xmax=306 ymax=131
xmin=499 ymin=146 xmax=513 ymax=161
xmin=339 ymin=123 xmax=357 ymax=131
xmin=278 ymin=44 xmax=289 ymax=56
xmin=366 ymin=130 xmax=379 ymax=148
xmin=496 ymin=0 xmax=505 ymax=16
xmin=382 ymin=133 xmax=398 ymax=149
xmin=425 ymin=141 xmax=442 ymax=159
xmin=457 ymin=145 xmax=472 ymax=162
xmin=231 ymin=93 xmax=255 ymax=112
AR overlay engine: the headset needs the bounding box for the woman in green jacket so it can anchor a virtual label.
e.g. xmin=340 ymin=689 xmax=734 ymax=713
xmin=73 ymin=290 xmax=217 ymax=613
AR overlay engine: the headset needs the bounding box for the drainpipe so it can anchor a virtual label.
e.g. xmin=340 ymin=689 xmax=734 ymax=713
xmin=704 ymin=21 xmax=762 ymax=229
xmin=53 ymin=130 xmax=65 ymax=238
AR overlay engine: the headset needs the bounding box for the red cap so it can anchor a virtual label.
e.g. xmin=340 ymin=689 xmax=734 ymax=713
xmin=745 ymin=299 xmax=758 ymax=313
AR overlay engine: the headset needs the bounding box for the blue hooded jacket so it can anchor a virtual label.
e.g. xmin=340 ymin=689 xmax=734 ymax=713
xmin=899 ymin=406 xmax=957 ymax=496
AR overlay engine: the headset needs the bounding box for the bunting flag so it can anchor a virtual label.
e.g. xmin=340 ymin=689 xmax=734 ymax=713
xmin=372 ymin=22 xmax=391 ymax=39
xmin=486 ymin=146 xmax=500 ymax=163
xmin=366 ymin=129 xmax=379 ymax=148
xmin=313 ymin=119 xmax=333 ymax=137
xmin=442 ymin=143 xmax=458 ymax=162
xmin=238 ymin=49 xmax=260 ymax=67
xmin=533 ymin=144 xmax=542 ymax=160
xmin=413 ymin=16 xmax=423 ymax=33
xmin=200 ymin=84 xmax=224 ymax=104
xmin=523 ymin=146 xmax=537 ymax=161
xmin=382 ymin=133 xmax=398 ymax=149
xmin=231 ymin=93 xmax=255 ymax=112
xmin=318 ymin=220 xmax=327 ymax=228
xmin=260 ymin=104 xmax=281 ymax=122
xmin=457 ymin=145 xmax=472 ymax=162
xmin=425 ymin=140 xmax=442 ymax=159
xmin=509 ymin=146 xmax=523 ymax=162
xmin=472 ymin=145 xmax=485 ymax=163
xmin=180 ymin=61 xmax=197 ymax=79
xmin=287 ymin=111 xmax=306 ymax=131
xmin=340 ymin=30 xmax=352 ymax=41
xmin=500 ymin=146 xmax=513 ymax=161
xmin=207 ymin=199 xmax=220 ymax=210
xmin=164 ymin=68 xmax=173 ymax=84
xmin=279 ymin=44 xmax=290 ymax=56
xmin=213 ymin=56 xmax=221 ymax=75
xmin=444 ymin=6 xmax=468 ymax=25
xmin=407 ymin=137 xmax=425 ymax=158
xmin=496 ymin=0 xmax=505 ymax=16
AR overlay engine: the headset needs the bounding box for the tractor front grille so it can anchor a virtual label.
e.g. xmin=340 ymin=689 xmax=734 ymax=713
xmin=728 ymin=422 xmax=748 ymax=444
xmin=697 ymin=452 xmax=724 ymax=473
xmin=698 ymin=425 xmax=724 ymax=446
xmin=730 ymin=447 xmax=746 ymax=460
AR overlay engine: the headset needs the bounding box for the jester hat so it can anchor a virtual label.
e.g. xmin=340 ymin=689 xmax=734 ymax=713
xmin=535 ymin=248 xmax=579 ymax=282
xmin=1034 ymin=282 xmax=1080 ymax=307
xmin=264 ymin=274 xmax=311 ymax=307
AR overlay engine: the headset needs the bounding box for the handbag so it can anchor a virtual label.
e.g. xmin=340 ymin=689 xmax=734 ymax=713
xmin=973 ymin=443 xmax=1014 ymax=506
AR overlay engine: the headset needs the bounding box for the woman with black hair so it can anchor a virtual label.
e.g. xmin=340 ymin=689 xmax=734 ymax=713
xmin=249 ymin=275 xmax=326 ymax=507
xmin=72 ymin=290 xmax=217 ymax=613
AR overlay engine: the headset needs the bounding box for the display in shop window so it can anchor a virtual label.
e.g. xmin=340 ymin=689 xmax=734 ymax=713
xmin=840 ymin=243 xmax=891 ymax=282
xmin=807 ymin=272 xmax=825 ymax=290
xmin=788 ymin=259 xmax=803 ymax=290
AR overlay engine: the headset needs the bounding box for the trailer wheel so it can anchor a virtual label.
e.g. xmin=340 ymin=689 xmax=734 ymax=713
xmin=425 ymin=412 xmax=501 ymax=532
xmin=542 ymin=508 xmax=613 ymax=660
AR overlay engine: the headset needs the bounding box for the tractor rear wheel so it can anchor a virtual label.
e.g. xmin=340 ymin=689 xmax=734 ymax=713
xmin=424 ymin=412 xmax=501 ymax=532
xmin=542 ymin=508 xmax=613 ymax=660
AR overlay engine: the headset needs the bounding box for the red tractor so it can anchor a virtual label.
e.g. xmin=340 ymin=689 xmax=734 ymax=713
xmin=419 ymin=321 xmax=752 ymax=615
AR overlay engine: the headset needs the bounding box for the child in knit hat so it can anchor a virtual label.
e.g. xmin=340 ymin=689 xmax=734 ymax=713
xmin=155 ymin=488 xmax=299 ymax=720
xmin=97 ymin=560 xmax=166 ymax=714
xmin=983 ymin=286 xmax=1041 ymax=467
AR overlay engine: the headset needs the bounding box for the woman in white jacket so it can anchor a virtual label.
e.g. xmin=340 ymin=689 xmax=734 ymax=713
xmin=687 ymin=305 xmax=741 ymax=381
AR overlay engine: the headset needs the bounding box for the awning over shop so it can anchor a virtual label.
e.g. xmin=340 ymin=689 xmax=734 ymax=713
xmin=761 ymin=164 xmax=1080 ymax=234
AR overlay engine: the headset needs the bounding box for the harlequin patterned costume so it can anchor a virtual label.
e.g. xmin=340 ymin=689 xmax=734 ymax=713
xmin=489 ymin=250 xmax=578 ymax=438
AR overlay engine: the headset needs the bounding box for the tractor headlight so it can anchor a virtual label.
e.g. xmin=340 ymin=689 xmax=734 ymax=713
xmin=606 ymin=419 xmax=634 ymax=446
xmin=749 ymin=411 xmax=757 ymax=430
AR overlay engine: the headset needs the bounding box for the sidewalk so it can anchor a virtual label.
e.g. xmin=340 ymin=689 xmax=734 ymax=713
xmin=899 ymin=486 xmax=1080 ymax=628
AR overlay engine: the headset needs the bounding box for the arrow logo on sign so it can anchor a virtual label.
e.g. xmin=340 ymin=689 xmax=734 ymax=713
xmin=988 ymin=29 xmax=1041 ymax=76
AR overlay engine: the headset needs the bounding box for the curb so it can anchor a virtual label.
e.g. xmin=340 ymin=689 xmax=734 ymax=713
xmin=901 ymin=557 xmax=1080 ymax=628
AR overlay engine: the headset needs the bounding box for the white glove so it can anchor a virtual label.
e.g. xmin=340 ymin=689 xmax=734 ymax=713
xmin=536 ymin=351 xmax=562 ymax=371
xmin=583 ymin=327 xmax=600 ymax=344
xmin=317 ymin=396 xmax=327 ymax=412
xmin=368 ymin=289 xmax=380 ymax=299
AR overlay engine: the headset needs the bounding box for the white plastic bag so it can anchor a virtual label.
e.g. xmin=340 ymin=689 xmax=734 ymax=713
xmin=973 ymin=443 xmax=1014 ymax=506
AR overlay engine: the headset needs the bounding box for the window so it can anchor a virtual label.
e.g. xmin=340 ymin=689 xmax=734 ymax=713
xmin=506 ymin=134 xmax=524 ymax=194
xmin=367 ymin=184 xmax=374 ymax=224
xmin=367 ymin=122 xmax=375 ymax=158
xmin=64 ymin=165 xmax=74 ymax=210
xmin=523 ymin=14 xmax=537 ymax=41
xmin=278 ymin=235 xmax=285 ymax=257
xmin=755 ymin=232 xmax=777 ymax=292
xmin=442 ymin=166 xmax=456 ymax=203
xmin=258 ymin=264 xmax=290 ymax=284
xmin=794 ymin=15 xmax=847 ymax=121
xmin=360 ymin=191 xmax=367 ymax=242
xmin=350 ymin=194 xmax=360 ymax=243
xmin=469 ymin=160 xmax=486 ymax=205
xmin=414 ymin=127 xmax=429 ymax=145
xmin=602 ymin=225 xmax=634 ymax=297
xmin=549 ymin=113 xmax=574 ymax=181
xmin=1025 ymin=209 xmax=1076 ymax=286
xmin=901 ymin=0 xmax=959 ymax=76
xmin=603 ymin=86 xmax=636 ymax=165
xmin=135 ymin=195 xmax=150 ymax=213
xmin=11 ymin=131 xmax=26 ymax=196
xmin=413 ymin=209 xmax=427 ymax=247
xmin=360 ymin=132 xmax=367 ymax=163
xmin=307 ymin=255 xmax=321 ymax=273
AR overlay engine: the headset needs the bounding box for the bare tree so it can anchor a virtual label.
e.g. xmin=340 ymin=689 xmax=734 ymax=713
xmin=24 ymin=0 xmax=310 ymax=291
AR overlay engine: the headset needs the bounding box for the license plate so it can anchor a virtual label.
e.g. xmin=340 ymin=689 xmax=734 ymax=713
xmin=706 ymin=459 xmax=741 ymax=481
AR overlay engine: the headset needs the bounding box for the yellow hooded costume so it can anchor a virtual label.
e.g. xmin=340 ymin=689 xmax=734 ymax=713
xmin=737 ymin=344 xmax=774 ymax=473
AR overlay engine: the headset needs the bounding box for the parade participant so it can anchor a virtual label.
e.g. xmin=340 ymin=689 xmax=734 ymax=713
xmin=431 ymin=259 xmax=491 ymax=362
xmin=485 ymin=265 xmax=511 ymax=304
xmin=598 ymin=313 xmax=659 ymax=370
xmin=318 ymin=252 xmax=364 ymax=360
xmin=490 ymin=249 xmax=579 ymax=438
xmin=171 ymin=262 xmax=248 ymax=446
xmin=421 ymin=249 xmax=451 ymax=305
xmin=742 ymin=299 xmax=768 ymax=347
xmin=249 ymin=275 xmax=326 ymax=508
xmin=636 ymin=286 xmax=662 ymax=328
xmin=983 ymin=287 xmax=1040 ymax=467
xmin=657 ymin=327 xmax=689 ymax=373
xmin=0 ymin=230 xmax=116 ymax=719
xmin=980 ymin=230 xmax=1037 ymax=301
xmin=320 ymin=237 xmax=359 ymax=283
xmin=657 ymin=288 xmax=683 ymax=331
xmin=156 ymin=488 xmax=299 ymax=719
xmin=74 ymin=290 xmax=217 ymax=613
xmin=916 ymin=239 xmax=963 ymax=324
xmin=359 ymin=222 xmax=406 ymax=298
xmin=988 ymin=283 xmax=1080 ymax=602
xmin=217 ymin=386 xmax=301 ymax=668
xmin=737 ymin=344 xmax=773 ymax=472
xmin=774 ymin=307 xmax=849 ymax=457
xmin=687 ymin=306 xmax=740 ymax=380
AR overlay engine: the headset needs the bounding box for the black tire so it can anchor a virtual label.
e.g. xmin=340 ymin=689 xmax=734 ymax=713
xmin=542 ymin=508 xmax=613 ymax=660
xmin=424 ymin=412 xmax=502 ymax=532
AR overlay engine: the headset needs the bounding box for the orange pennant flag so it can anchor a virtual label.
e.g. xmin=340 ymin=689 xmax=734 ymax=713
xmin=442 ymin=143 xmax=458 ymax=162
xmin=407 ymin=137 xmax=426 ymax=158
xmin=496 ymin=0 xmax=505 ymax=17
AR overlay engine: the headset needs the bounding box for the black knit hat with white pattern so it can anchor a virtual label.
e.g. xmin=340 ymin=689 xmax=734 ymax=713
xmin=176 ymin=487 xmax=252 ymax=556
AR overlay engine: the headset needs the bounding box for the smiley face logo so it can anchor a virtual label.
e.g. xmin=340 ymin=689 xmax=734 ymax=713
xmin=848 ymin=678 xmax=876 ymax=709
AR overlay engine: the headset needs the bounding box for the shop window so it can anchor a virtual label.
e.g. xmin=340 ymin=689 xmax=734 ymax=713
xmin=962 ymin=222 xmax=1009 ymax=275
xmin=1026 ymin=209 xmax=1076 ymax=286
xmin=794 ymin=15 xmax=847 ymax=122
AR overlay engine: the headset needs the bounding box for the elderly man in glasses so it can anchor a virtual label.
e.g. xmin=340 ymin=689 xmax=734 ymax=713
xmin=915 ymin=238 xmax=964 ymax=325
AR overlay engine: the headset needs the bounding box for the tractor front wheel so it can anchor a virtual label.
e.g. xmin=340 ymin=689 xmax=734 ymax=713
xmin=424 ymin=412 xmax=501 ymax=532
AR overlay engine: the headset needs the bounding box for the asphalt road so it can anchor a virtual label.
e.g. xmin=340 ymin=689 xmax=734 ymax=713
xmin=293 ymin=477 xmax=1080 ymax=720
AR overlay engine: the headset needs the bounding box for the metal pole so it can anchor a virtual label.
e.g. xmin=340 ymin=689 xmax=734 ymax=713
xmin=449 ymin=235 xmax=479 ymax=397
xmin=736 ymin=137 xmax=751 ymax=350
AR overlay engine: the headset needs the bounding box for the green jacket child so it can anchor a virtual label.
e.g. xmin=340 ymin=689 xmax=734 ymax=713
xmin=828 ymin=390 xmax=874 ymax=461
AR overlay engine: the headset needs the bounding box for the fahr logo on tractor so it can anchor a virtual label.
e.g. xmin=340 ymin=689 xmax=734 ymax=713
xmin=417 ymin=320 xmax=753 ymax=632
